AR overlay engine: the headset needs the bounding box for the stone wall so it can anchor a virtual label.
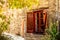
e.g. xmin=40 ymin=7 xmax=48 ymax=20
xmin=3 ymin=8 xmax=28 ymax=37
xmin=2 ymin=0 xmax=49 ymax=37
xmin=2 ymin=0 xmax=59 ymax=37
xmin=47 ymin=0 xmax=56 ymax=30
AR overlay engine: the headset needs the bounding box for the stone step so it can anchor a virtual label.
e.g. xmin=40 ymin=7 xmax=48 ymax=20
xmin=25 ymin=33 xmax=50 ymax=40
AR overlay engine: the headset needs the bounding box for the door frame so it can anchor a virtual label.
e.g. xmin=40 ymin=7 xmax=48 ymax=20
xmin=26 ymin=9 xmax=47 ymax=33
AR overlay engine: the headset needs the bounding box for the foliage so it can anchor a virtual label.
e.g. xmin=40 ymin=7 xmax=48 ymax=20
xmin=0 ymin=36 xmax=11 ymax=40
xmin=55 ymin=32 xmax=60 ymax=40
xmin=0 ymin=0 xmax=5 ymax=12
xmin=8 ymin=0 xmax=39 ymax=9
xmin=0 ymin=0 xmax=40 ymax=10
xmin=46 ymin=21 xmax=58 ymax=40
xmin=0 ymin=13 xmax=10 ymax=40
xmin=0 ymin=0 xmax=11 ymax=40
xmin=55 ymin=21 xmax=60 ymax=40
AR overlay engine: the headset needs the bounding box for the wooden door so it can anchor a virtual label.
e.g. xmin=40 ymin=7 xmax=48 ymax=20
xmin=39 ymin=10 xmax=45 ymax=33
xmin=27 ymin=12 xmax=35 ymax=33
xmin=27 ymin=9 xmax=47 ymax=33
xmin=37 ymin=10 xmax=47 ymax=33
xmin=34 ymin=10 xmax=44 ymax=33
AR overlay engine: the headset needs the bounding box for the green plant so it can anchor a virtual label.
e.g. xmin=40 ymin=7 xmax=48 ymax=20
xmin=55 ymin=21 xmax=60 ymax=40
xmin=0 ymin=36 xmax=11 ymax=40
xmin=46 ymin=22 xmax=58 ymax=40
xmin=55 ymin=32 xmax=60 ymax=40
xmin=0 ymin=13 xmax=10 ymax=40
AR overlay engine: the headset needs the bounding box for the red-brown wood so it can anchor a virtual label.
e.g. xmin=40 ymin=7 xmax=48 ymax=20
xmin=27 ymin=9 xmax=47 ymax=33
xmin=27 ymin=12 xmax=35 ymax=33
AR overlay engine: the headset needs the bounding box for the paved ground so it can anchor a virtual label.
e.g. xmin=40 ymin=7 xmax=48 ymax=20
xmin=2 ymin=32 xmax=24 ymax=40
xmin=2 ymin=32 xmax=50 ymax=40
xmin=25 ymin=33 xmax=50 ymax=40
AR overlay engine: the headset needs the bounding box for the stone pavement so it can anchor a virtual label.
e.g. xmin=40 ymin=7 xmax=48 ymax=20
xmin=2 ymin=32 xmax=24 ymax=40
xmin=2 ymin=32 xmax=50 ymax=40
xmin=25 ymin=33 xmax=50 ymax=40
